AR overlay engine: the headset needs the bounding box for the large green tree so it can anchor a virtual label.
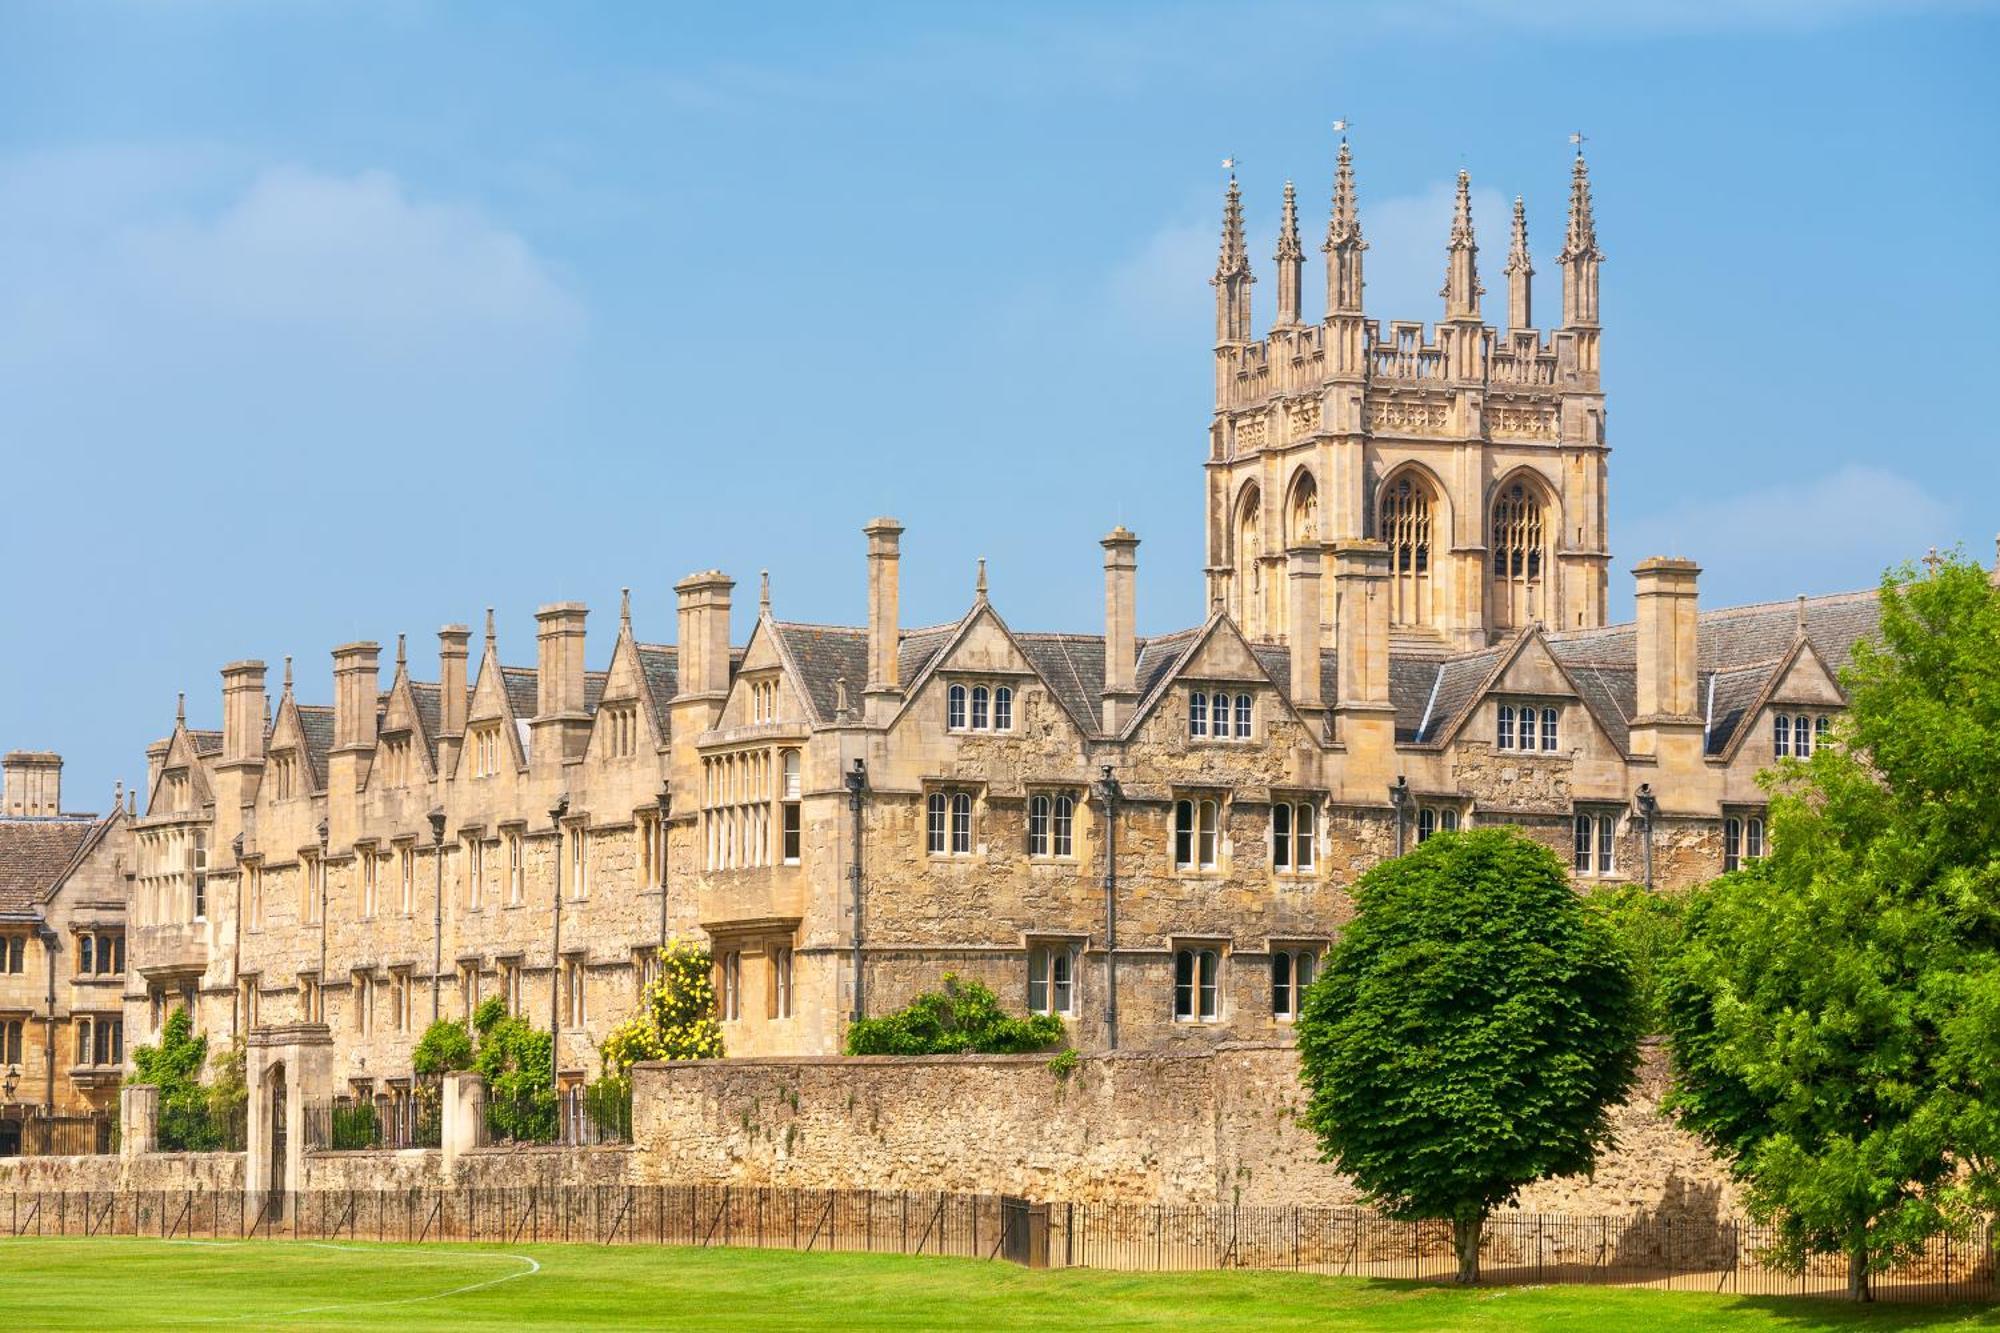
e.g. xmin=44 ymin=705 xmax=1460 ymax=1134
xmin=1664 ymin=553 xmax=2000 ymax=1300
xmin=1297 ymin=827 xmax=1642 ymax=1282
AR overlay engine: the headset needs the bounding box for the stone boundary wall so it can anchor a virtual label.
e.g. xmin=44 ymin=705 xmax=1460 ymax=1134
xmin=631 ymin=1039 xmax=1739 ymax=1221
xmin=0 ymin=1152 xmax=243 ymax=1194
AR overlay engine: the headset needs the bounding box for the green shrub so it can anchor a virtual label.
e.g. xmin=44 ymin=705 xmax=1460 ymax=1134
xmin=412 ymin=1018 xmax=475 ymax=1076
xmin=130 ymin=1008 xmax=236 ymax=1151
xmin=329 ymin=1100 xmax=379 ymax=1151
xmin=1585 ymin=882 xmax=1686 ymax=1034
xmin=475 ymin=1005 xmax=556 ymax=1143
xmin=844 ymin=974 xmax=1065 ymax=1055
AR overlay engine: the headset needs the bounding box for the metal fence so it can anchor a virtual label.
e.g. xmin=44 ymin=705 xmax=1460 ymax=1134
xmin=1 ymin=1186 xmax=1994 ymax=1303
xmin=156 ymin=1102 xmax=246 ymax=1154
xmin=0 ymin=1114 xmax=119 ymax=1158
xmin=481 ymin=1084 xmax=631 ymax=1147
xmin=303 ymin=1091 xmax=441 ymax=1152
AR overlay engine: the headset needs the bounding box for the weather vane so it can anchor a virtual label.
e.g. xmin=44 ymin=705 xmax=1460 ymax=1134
xmin=1221 ymin=154 xmax=1238 ymax=175
xmin=1332 ymin=118 xmax=1351 ymax=137
xmin=1569 ymin=130 xmax=1588 ymax=153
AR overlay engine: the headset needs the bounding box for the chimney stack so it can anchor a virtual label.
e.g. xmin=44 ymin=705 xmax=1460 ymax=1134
xmin=533 ymin=602 xmax=591 ymax=764
xmin=2 ymin=751 xmax=61 ymax=817
xmin=863 ymin=518 xmax=904 ymax=720
xmin=674 ymin=571 xmax=735 ymax=702
xmin=1101 ymin=527 xmax=1140 ymax=731
xmin=1287 ymin=543 xmax=1323 ymax=711
xmin=220 ymin=661 xmax=268 ymax=766
xmin=330 ymin=643 xmax=382 ymax=752
xmin=1631 ymin=557 xmax=1703 ymax=762
xmin=438 ymin=625 xmax=471 ymax=738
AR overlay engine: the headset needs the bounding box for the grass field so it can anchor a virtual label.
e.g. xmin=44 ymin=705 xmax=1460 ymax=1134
xmin=7 ymin=1237 xmax=2000 ymax=1330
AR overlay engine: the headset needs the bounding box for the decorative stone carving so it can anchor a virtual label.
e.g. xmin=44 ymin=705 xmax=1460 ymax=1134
xmin=1368 ymin=396 xmax=1450 ymax=436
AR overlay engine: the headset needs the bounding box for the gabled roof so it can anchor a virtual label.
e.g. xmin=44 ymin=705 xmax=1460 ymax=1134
xmin=189 ymin=730 xmax=223 ymax=756
xmin=500 ymin=667 xmax=538 ymax=720
xmin=0 ymin=814 xmax=106 ymax=915
xmin=408 ymin=681 xmax=444 ymax=764
xmin=634 ymin=645 xmax=679 ymax=737
xmin=768 ymin=622 xmax=959 ymax=724
xmin=295 ymin=705 xmax=335 ymax=790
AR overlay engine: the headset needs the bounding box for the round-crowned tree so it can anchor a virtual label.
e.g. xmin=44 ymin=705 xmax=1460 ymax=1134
xmin=1297 ymin=826 xmax=1641 ymax=1282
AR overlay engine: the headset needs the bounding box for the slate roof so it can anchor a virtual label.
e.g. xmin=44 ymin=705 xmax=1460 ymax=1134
xmin=635 ymin=646 xmax=679 ymax=736
xmin=500 ymin=667 xmax=539 ymax=720
xmin=296 ymin=705 xmax=335 ymax=790
xmin=189 ymin=730 xmax=224 ymax=756
xmin=0 ymin=816 xmax=101 ymax=915
xmin=407 ymin=681 xmax=444 ymax=763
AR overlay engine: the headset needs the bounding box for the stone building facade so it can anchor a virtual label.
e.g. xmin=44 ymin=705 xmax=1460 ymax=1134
xmin=124 ymin=145 xmax=1900 ymax=1104
xmin=0 ymin=751 xmax=133 ymax=1143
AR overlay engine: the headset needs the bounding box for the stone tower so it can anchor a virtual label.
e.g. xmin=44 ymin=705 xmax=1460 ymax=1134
xmin=1204 ymin=141 xmax=1609 ymax=652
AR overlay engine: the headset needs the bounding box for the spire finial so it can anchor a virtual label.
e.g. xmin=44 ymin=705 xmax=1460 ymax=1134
xmin=975 ymin=557 xmax=988 ymax=600
xmin=1796 ymin=594 xmax=1808 ymax=635
xmin=484 ymin=607 xmax=497 ymax=652
xmin=282 ymin=655 xmax=293 ymax=693
xmin=1450 ymin=169 xmax=1476 ymax=247
xmin=1506 ymin=196 xmax=1531 ymax=274
xmin=1276 ymin=180 xmax=1302 ymax=262
xmin=758 ymin=570 xmax=771 ymax=616
xmin=1216 ymin=172 xmax=1248 ymax=279
xmin=834 ymin=676 xmax=851 ymax=719
xmin=1924 ymin=546 xmax=1942 ymax=575
xmin=1325 ymin=139 xmax=1362 ymax=249
xmin=619 ymin=587 xmax=632 ymax=633
xmin=176 ymin=691 xmax=186 ymax=725
xmin=1559 ymin=148 xmax=1601 ymax=265
xmin=396 ymin=632 xmax=407 ymax=668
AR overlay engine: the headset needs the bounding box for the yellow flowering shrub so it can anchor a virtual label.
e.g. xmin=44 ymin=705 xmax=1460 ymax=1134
xmin=600 ymin=936 xmax=726 ymax=1074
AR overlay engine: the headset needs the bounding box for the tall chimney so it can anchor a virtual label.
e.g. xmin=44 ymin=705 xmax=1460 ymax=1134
xmin=674 ymin=571 xmax=735 ymax=702
xmin=1287 ymin=544 xmax=1323 ymax=710
xmin=438 ymin=625 xmax=471 ymax=738
xmin=533 ymin=602 xmax=591 ymax=764
xmin=1331 ymin=541 xmax=1396 ymax=790
xmin=220 ymin=661 xmax=268 ymax=765
xmin=330 ymin=643 xmax=382 ymax=752
xmin=863 ymin=518 xmax=904 ymax=720
xmin=2 ymin=751 xmax=61 ymax=817
xmin=1630 ymin=557 xmax=1703 ymax=761
xmin=1100 ymin=527 xmax=1140 ymax=731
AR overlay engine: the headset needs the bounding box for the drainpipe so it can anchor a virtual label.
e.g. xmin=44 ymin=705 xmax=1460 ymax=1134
xmin=655 ymin=788 xmax=672 ymax=950
xmin=427 ymin=809 xmax=446 ymax=1022
xmin=548 ymin=794 xmax=569 ymax=1086
xmin=1094 ymin=765 xmax=1122 ymax=1051
xmin=844 ymin=760 xmax=867 ymax=1024
xmin=230 ymin=835 xmax=245 ymax=1038
xmin=1635 ymin=784 xmax=1658 ymax=890
xmin=40 ymin=924 xmax=57 ymax=1111
xmin=316 ymin=820 xmax=329 ymax=1021
xmin=1388 ymin=776 xmax=1410 ymax=857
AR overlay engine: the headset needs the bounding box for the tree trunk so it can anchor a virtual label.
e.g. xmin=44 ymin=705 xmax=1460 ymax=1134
xmin=1453 ymin=1212 xmax=1484 ymax=1284
xmin=1847 ymin=1238 xmax=1871 ymax=1302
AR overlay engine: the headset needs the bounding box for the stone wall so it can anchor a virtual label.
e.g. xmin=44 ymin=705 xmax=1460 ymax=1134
xmin=0 ymin=1151 xmax=243 ymax=1194
xmin=632 ymin=1039 xmax=1739 ymax=1219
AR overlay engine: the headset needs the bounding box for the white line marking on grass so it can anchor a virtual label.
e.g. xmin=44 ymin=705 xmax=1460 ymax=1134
xmin=152 ymin=1240 xmax=541 ymax=1321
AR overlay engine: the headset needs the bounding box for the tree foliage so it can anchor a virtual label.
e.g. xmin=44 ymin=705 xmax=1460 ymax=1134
xmin=599 ymin=938 xmax=724 ymax=1077
xmin=1663 ymin=553 xmax=2000 ymax=1300
xmin=844 ymin=973 xmax=1066 ymax=1056
xmin=1586 ymin=882 xmax=1686 ymax=1035
xmin=412 ymin=1017 xmax=475 ymax=1077
xmin=472 ymin=995 xmax=556 ymax=1142
xmin=1297 ymin=827 xmax=1642 ymax=1282
xmin=129 ymin=1007 xmax=243 ymax=1151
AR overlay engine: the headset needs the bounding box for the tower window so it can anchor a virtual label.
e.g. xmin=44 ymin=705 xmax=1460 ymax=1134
xmin=1379 ymin=473 xmax=1436 ymax=627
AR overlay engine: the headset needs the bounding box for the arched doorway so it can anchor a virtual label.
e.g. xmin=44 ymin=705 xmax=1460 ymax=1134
xmin=266 ymin=1063 xmax=288 ymax=1211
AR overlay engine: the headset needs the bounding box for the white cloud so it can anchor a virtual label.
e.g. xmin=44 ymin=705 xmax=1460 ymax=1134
xmin=1362 ymin=179 xmax=1511 ymax=327
xmin=0 ymin=149 xmax=583 ymax=422
xmin=1621 ymin=465 xmax=1957 ymax=604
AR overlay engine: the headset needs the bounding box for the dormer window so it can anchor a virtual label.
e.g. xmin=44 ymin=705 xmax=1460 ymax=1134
xmin=945 ymin=682 xmax=1013 ymax=734
xmin=1773 ymin=713 xmax=1829 ymax=760
xmin=470 ymin=725 xmax=503 ymax=779
xmin=270 ymin=752 xmax=298 ymax=800
xmin=1189 ymin=689 xmax=1255 ymax=742
xmin=1496 ymin=703 xmax=1559 ymax=752
xmin=601 ymin=703 xmax=639 ymax=759
xmin=380 ymin=734 xmax=413 ymax=787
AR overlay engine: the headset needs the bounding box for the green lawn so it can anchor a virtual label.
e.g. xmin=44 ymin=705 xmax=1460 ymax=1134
xmin=5 ymin=1237 xmax=1999 ymax=1330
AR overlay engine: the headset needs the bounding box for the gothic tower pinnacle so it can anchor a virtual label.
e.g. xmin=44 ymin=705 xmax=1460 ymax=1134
xmin=1212 ymin=173 xmax=1253 ymax=345
xmin=1273 ymin=180 xmax=1303 ymax=328
xmin=1559 ymin=150 xmax=1602 ymax=327
xmin=1442 ymin=169 xmax=1482 ymax=322
xmin=1504 ymin=195 xmax=1533 ymax=332
xmin=1322 ymin=140 xmax=1364 ymax=316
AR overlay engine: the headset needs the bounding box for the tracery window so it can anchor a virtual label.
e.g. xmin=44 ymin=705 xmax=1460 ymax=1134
xmin=1379 ymin=473 xmax=1435 ymax=627
xmin=1026 ymin=942 xmax=1077 ymax=1016
xmin=1271 ymin=948 xmax=1318 ymax=1020
xmin=926 ymin=790 xmax=975 ymax=856
xmin=1416 ymin=807 xmax=1460 ymax=843
xmin=1490 ymin=480 xmax=1549 ymax=629
xmin=1027 ymin=793 xmax=1078 ymax=859
xmin=1173 ymin=948 xmax=1222 ymax=1023
xmin=1723 ymin=814 xmax=1766 ymax=872
xmin=946 ymin=681 xmax=1013 ymax=733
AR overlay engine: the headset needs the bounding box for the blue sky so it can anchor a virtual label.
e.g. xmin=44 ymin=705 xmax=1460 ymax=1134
xmin=2 ymin=1 xmax=1996 ymax=807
